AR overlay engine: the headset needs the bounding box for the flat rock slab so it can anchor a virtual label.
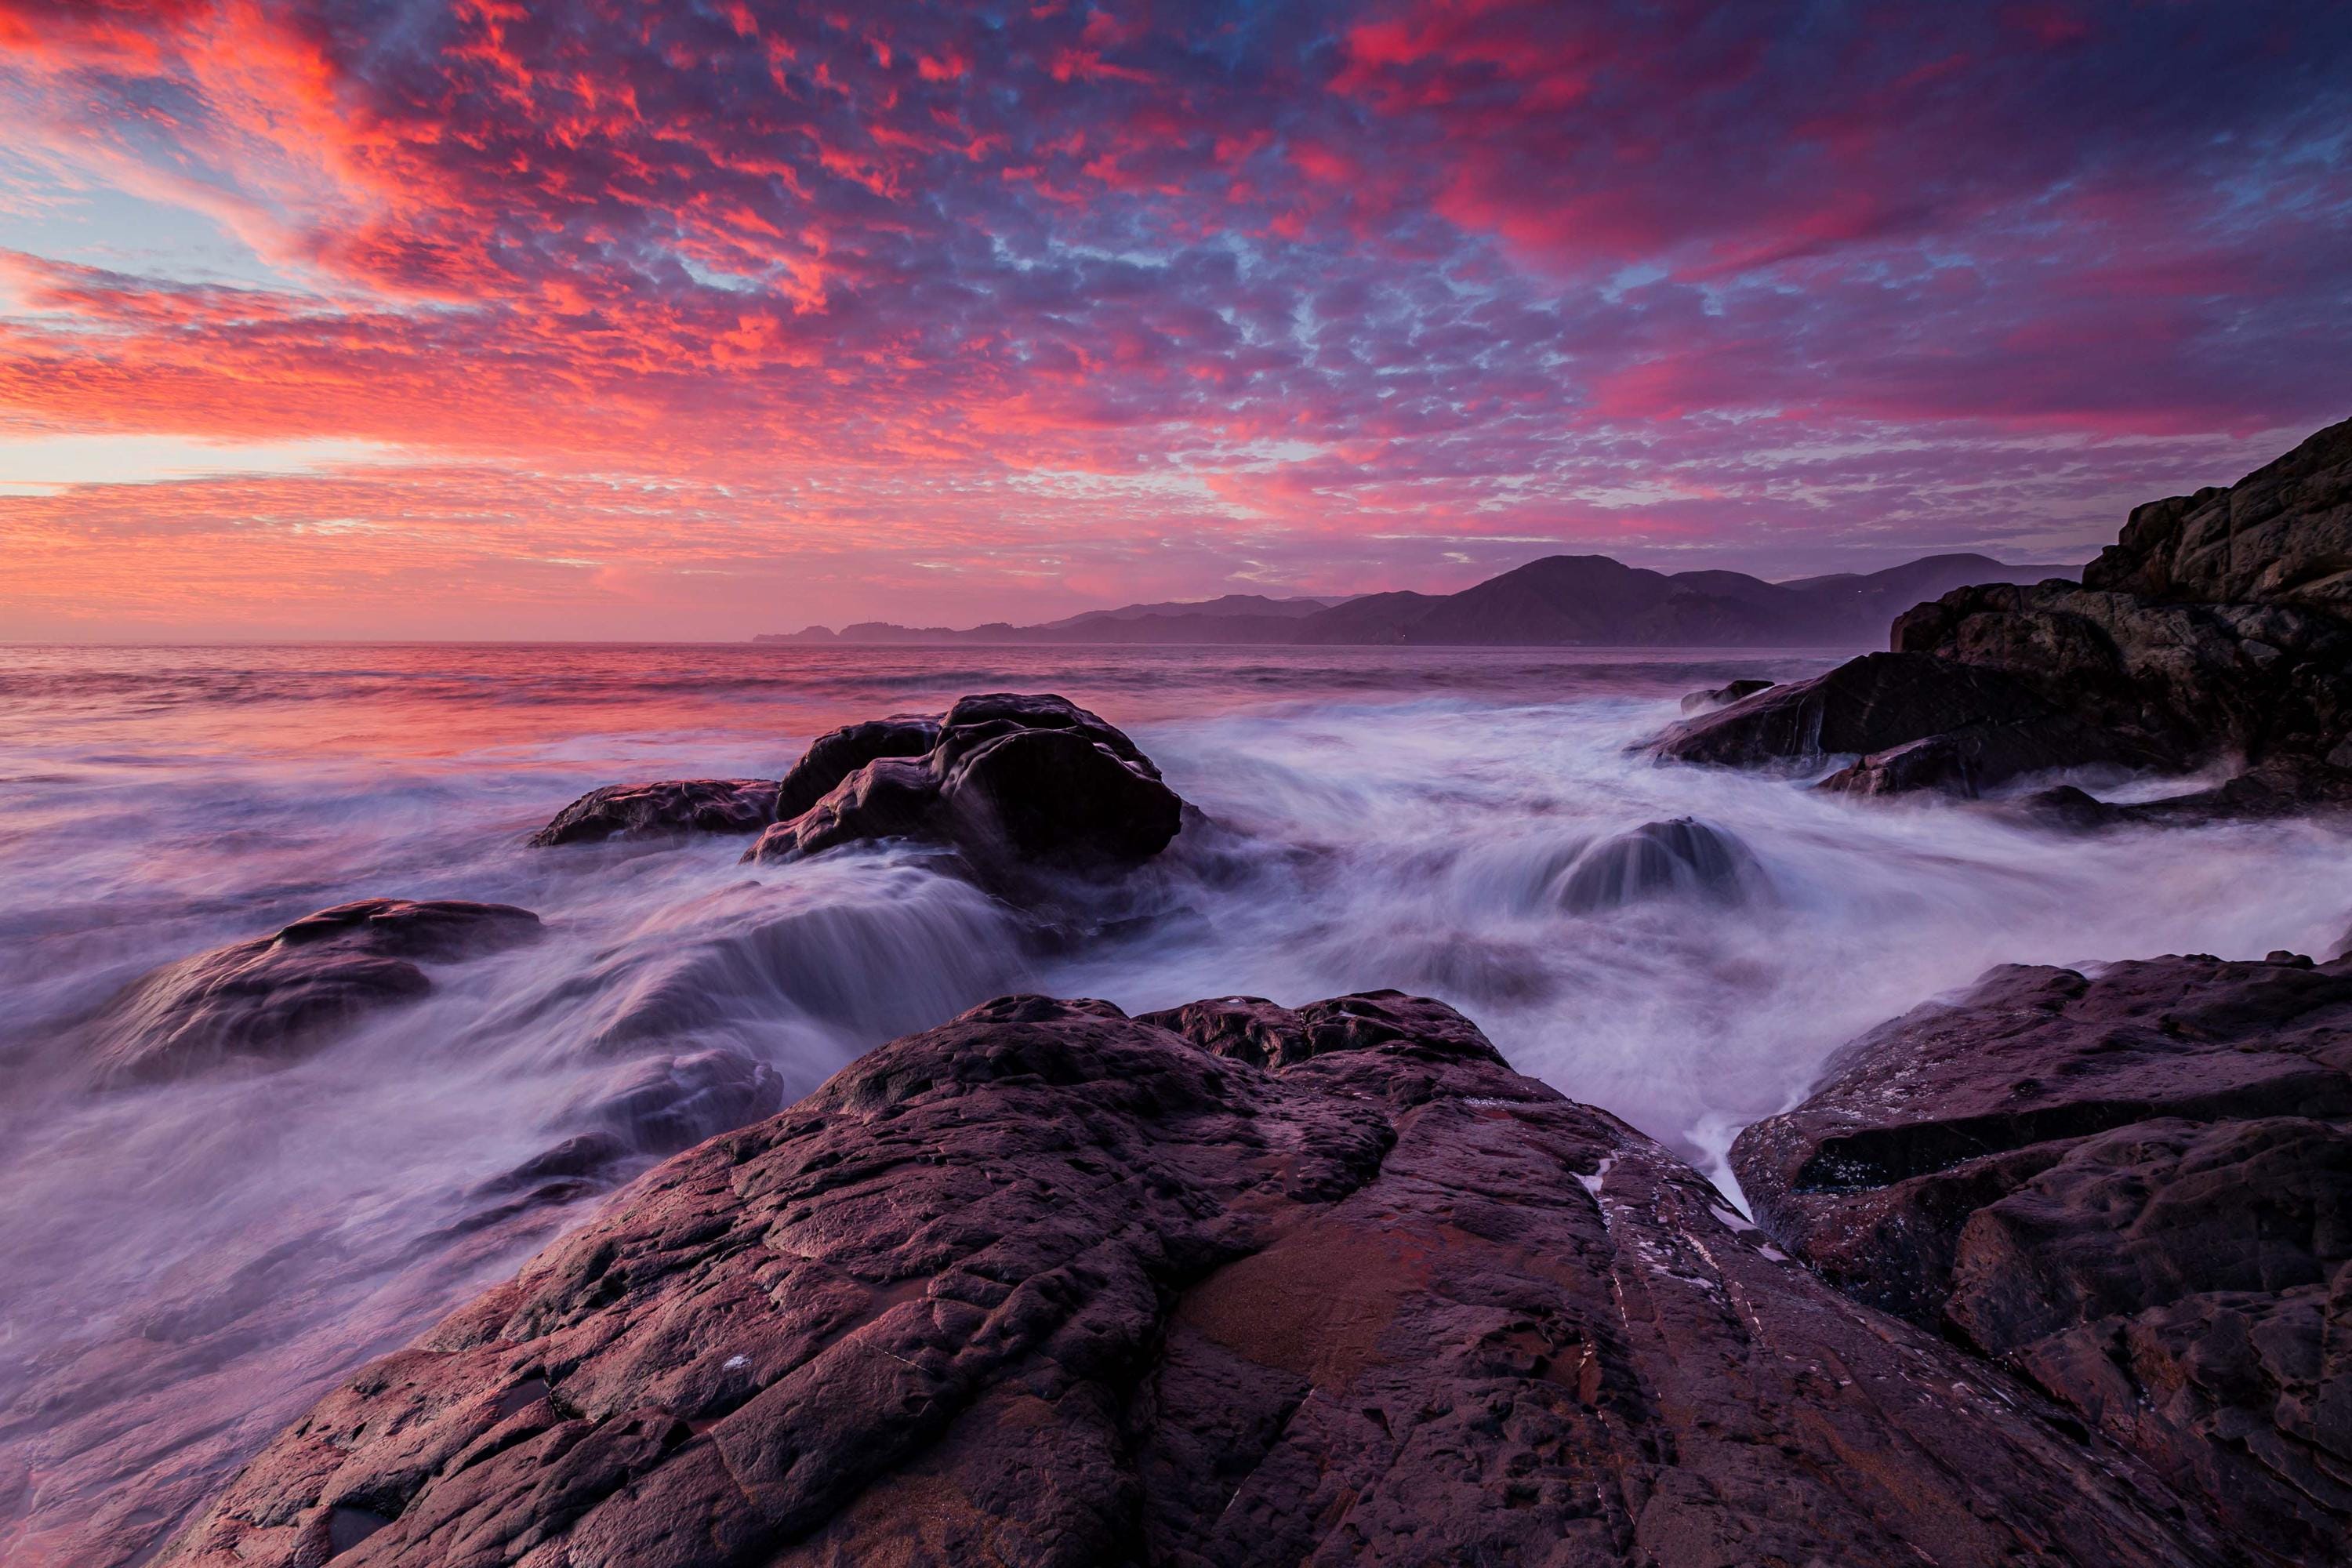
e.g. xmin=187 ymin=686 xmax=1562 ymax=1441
xmin=1733 ymin=954 xmax=2352 ymax=1561
xmin=85 ymin=898 xmax=542 ymax=1085
xmin=158 ymin=991 xmax=2221 ymax=1567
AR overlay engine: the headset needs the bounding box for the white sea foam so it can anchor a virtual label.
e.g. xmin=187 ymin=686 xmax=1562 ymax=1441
xmin=1 ymin=641 xmax=2346 ymax=1552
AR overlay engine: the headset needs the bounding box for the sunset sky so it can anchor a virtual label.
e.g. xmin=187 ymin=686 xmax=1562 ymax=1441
xmin=2 ymin=0 xmax=2347 ymax=640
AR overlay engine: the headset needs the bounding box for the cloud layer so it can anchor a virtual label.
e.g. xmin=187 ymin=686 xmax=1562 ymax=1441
xmin=3 ymin=0 xmax=2347 ymax=635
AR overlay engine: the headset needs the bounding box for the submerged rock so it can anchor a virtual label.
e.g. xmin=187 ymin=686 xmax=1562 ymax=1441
xmin=530 ymin=779 xmax=779 ymax=846
xmin=161 ymin=991 xmax=2223 ymax=1567
xmin=1650 ymin=418 xmax=2352 ymax=811
xmin=746 ymin=692 xmax=1186 ymax=895
xmin=1732 ymin=954 xmax=2352 ymax=1561
xmin=85 ymin=899 xmax=542 ymax=1086
xmin=564 ymin=1048 xmax=786 ymax=1156
xmin=1555 ymin=816 xmax=1766 ymax=911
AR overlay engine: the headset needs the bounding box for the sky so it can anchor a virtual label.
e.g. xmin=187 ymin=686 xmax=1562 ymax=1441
xmin=2 ymin=0 xmax=2347 ymax=640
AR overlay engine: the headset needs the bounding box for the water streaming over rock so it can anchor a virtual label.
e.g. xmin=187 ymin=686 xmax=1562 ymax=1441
xmin=2 ymin=641 xmax=2348 ymax=1563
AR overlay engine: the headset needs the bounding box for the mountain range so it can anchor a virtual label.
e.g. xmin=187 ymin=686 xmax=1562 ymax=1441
xmin=756 ymin=553 xmax=2078 ymax=648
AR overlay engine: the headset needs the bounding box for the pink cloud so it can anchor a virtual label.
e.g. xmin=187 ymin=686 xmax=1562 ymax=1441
xmin=0 ymin=0 xmax=2342 ymax=636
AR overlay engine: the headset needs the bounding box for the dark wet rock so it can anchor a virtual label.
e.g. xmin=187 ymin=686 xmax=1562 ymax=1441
xmin=530 ymin=779 xmax=779 ymax=847
xmin=1555 ymin=816 xmax=1767 ymax=910
xmin=772 ymin=717 xmax=941 ymax=822
xmin=84 ymin=899 xmax=542 ymax=1086
xmin=162 ymin=991 xmax=2227 ymax=1568
xmin=567 ymin=1049 xmax=786 ymax=1156
xmin=746 ymin=693 xmax=1185 ymax=896
xmin=1650 ymin=420 xmax=2352 ymax=811
xmin=1652 ymin=650 xmax=2100 ymax=770
xmin=1732 ymin=954 xmax=2352 ymax=1560
xmin=1817 ymin=717 xmax=2154 ymax=799
xmin=1890 ymin=586 xmax=2352 ymax=782
xmin=1677 ymin=676 xmax=1774 ymax=713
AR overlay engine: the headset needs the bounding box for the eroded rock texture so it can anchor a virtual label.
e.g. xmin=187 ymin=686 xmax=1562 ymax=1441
xmin=159 ymin=991 xmax=2223 ymax=1567
xmin=745 ymin=693 xmax=1186 ymax=895
xmin=1733 ymin=954 xmax=2352 ymax=1562
xmin=1653 ymin=416 xmax=2352 ymax=810
xmin=529 ymin=781 xmax=781 ymax=847
xmin=84 ymin=898 xmax=542 ymax=1085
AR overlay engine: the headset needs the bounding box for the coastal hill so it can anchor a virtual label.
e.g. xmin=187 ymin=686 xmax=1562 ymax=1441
xmin=757 ymin=552 xmax=2075 ymax=648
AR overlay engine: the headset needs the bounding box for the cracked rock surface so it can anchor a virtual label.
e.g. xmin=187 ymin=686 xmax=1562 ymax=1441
xmin=160 ymin=989 xmax=2223 ymax=1566
xmin=1733 ymin=954 xmax=2352 ymax=1563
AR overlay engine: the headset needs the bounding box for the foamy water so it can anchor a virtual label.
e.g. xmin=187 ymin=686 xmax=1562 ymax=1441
xmin=3 ymin=641 xmax=2347 ymax=1563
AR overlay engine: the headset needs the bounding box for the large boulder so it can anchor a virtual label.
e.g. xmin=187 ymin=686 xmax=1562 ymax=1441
xmin=158 ymin=991 xmax=2224 ymax=1567
xmin=530 ymin=780 xmax=779 ymax=847
xmin=83 ymin=899 xmax=542 ymax=1085
xmin=746 ymin=694 xmax=1185 ymax=895
xmin=1732 ymin=954 xmax=2352 ymax=1561
xmin=1650 ymin=419 xmax=2352 ymax=810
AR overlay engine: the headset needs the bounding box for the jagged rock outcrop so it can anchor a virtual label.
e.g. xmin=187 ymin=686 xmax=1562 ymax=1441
xmin=1653 ymin=418 xmax=2352 ymax=810
xmin=1732 ymin=954 xmax=2352 ymax=1563
xmin=158 ymin=990 xmax=2227 ymax=1567
xmin=83 ymin=899 xmax=542 ymax=1085
xmin=745 ymin=694 xmax=1185 ymax=895
xmin=529 ymin=780 xmax=779 ymax=847
xmin=2084 ymin=416 xmax=2352 ymax=614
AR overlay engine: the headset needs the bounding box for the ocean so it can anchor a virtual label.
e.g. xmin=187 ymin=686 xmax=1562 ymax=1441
xmin=4 ymin=641 xmax=2348 ymax=1560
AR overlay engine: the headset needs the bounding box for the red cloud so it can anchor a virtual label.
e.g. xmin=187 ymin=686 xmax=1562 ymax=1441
xmin=0 ymin=0 xmax=2344 ymax=634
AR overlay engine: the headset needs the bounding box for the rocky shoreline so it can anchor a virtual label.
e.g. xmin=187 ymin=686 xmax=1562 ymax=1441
xmin=1652 ymin=417 xmax=2352 ymax=819
xmin=151 ymin=990 xmax=2247 ymax=1568
xmin=31 ymin=416 xmax=2352 ymax=1565
xmin=51 ymin=720 xmax=2352 ymax=1563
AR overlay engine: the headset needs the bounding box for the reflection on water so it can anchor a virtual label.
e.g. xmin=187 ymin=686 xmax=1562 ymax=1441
xmin=3 ymin=641 xmax=2348 ymax=1563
